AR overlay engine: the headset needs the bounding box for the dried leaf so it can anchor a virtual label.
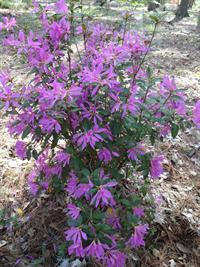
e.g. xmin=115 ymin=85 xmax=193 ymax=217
xmin=176 ymin=242 xmax=191 ymax=254
xmin=0 ymin=240 xmax=7 ymax=248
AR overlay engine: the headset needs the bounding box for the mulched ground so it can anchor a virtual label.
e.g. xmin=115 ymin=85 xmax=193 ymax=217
xmin=0 ymin=2 xmax=200 ymax=267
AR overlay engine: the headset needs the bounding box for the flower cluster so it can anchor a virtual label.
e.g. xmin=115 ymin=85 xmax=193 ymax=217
xmin=0 ymin=1 xmax=197 ymax=266
xmin=0 ymin=17 xmax=16 ymax=32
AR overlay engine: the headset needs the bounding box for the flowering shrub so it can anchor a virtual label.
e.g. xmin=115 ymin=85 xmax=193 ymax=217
xmin=0 ymin=1 xmax=198 ymax=266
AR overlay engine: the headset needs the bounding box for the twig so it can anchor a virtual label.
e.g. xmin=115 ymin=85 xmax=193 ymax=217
xmin=134 ymin=21 xmax=158 ymax=80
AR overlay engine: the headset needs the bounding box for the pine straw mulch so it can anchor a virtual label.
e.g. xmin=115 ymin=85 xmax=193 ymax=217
xmin=139 ymin=215 xmax=200 ymax=267
xmin=1 ymin=192 xmax=200 ymax=267
xmin=0 ymin=192 xmax=67 ymax=267
xmin=1 ymin=4 xmax=200 ymax=267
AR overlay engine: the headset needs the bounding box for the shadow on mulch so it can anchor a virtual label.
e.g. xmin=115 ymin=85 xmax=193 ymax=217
xmin=1 ymin=192 xmax=200 ymax=267
xmin=0 ymin=191 xmax=67 ymax=267
xmin=138 ymin=213 xmax=200 ymax=267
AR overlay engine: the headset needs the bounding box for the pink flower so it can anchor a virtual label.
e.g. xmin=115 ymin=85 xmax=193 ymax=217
xmin=173 ymin=100 xmax=186 ymax=116
xmin=40 ymin=181 xmax=49 ymax=190
xmin=111 ymin=93 xmax=122 ymax=113
xmin=74 ymin=129 xmax=103 ymax=150
xmin=28 ymin=170 xmax=38 ymax=196
xmin=99 ymin=169 xmax=111 ymax=180
xmin=67 ymin=204 xmax=81 ymax=219
xmin=193 ymin=100 xmax=200 ymax=128
xmin=0 ymin=17 xmax=16 ymax=32
xmin=98 ymin=148 xmax=119 ymax=163
xmin=102 ymin=250 xmax=127 ymax=267
xmin=68 ymin=242 xmax=85 ymax=257
xmin=85 ymin=240 xmax=107 ymax=259
xmin=76 ymin=25 xmax=83 ymax=35
xmin=91 ymin=187 xmax=116 ymax=208
xmin=80 ymin=102 xmax=102 ymax=124
xmin=32 ymin=0 xmax=40 ymax=12
xmin=98 ymin=148 xmax=112 ymax=163
xmin=44 ymin=165 xmax=62 ymax=179
xmin=66 ymin=173 xmax=79 ymax=195
xmin=55 ymin=151 xmax=71 ymax=166
xmin=159 ymin=124 xmax=171 ymax=137
xmin=28 ymin=45 xmax=54 ymax=69
xmin=55 ymin=0 xmax=68 ymax=14
xmin=15 ymin=141 xmax=27 ymax=160
xmin=73 ymin=181 xmax=93 ymax=199
xmin=102 ymin=181 xmax=118 ymax=188
xmin=65 ymin=227 xmax=87 ymax=244
xmin=133 ymin=207 xmax=145 ymax=218
xmin=150 ymin=155 xmax=164 ymax=178
xmin=49 ymin=21 xmax=64 ymax=42
xmin=0 ymin=75 xmax=19 ymax=109
xmin=70 ymin=113 xmax=80 ymax=129
xmin=68 ymin=84 xmax=82 ymax=98
xmin=122 ymin=93 xmax=138 ymax=117
xmin=127 ymin=143 xmax=145 ymax=161
xmin=161 ymin=76 xmax=176 ymax=91
xmin=29 ymin=182 xmax=38 ymax=196
xmin=126 ymin=224 xmax=149 ymax=248
xmin=81 ymin=61 xmax=117 ymax=88
xmin=39 ymin=116 xmax=61 ymax=134
xmin=65 ymin=227 xmax=87 ymax=257
xmin=73 ymin=126 xmax=111 ymax=150
xmin=107 ymin=209 xmax=121 ymax=229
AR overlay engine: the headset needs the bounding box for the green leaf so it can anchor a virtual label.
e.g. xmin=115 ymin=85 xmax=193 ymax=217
xmin=149 ymin=129 xmax=157 ymax=145
xmin=26 ymin=147 xmax=32 ymax=160
xmin=110 ymin=119 xmax=122 ymax=135
xmin=149 ymin=15 xmax=159 ymax=23
xmin=71 ymin=156 xmax=83 ymax=171
xmin=124 ymin=115 xmax=138 ymax=130
xmin=143 ymin=168 xmax=149 ymax=179
xmin=57 ymin=243 xmax=67 ymax=258
xmin=27 ymin=67 xmax=38 ymax=76
xmin=171 ymin=123 xmax=179 ymax=138
xmin=67 ymin=216 xmax=82 ymax=227
xmin=32 ymin=149 xmax=38 ymax=160
xmin=131 ymin=195 xmax=141 ymax=206
xmin=95 ymin=223 xmax=115 ymax=234
xmin=82 ymin=119 xmax=91 ymax=131
xmin=131 ymin=160 xmax=136 ymax=168
xmin=87 ymin=188 xmax=97 ymax=199
xmin=22 ymin=126 xmax=31 ymax=139
xmin=146 ymin=66 xmax=152 ymax=79
xmin=93 ymin=210 xmax=105 ymax=221
xmin=52 ymin=176 xmax=63 ymax=192
xmin=127 ymin=213 xmax=139 ymax=225
xmin=82 ymin=23 xmax=87 ymax=32
xmin=51 ymin=133 xmax=58 ymax=149
xmin=98 ymin=234 xmax=113 ymax=246
xmin=93 ymin=168 xmax=100 ymax=178
xmin=35 ymin=127 xmax=42 ymax=138
xmin=121 ymin=199 xmax=131 ymax=208
xmin=81 ymin=168 xmax=90 ymax=177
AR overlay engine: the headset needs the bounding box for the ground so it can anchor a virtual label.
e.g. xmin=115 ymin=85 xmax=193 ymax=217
xmin=0 ymin=1 xmax=200 ymax=267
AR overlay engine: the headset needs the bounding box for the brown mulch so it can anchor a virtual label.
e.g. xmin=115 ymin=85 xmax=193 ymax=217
xmin=0 ymin=3 xmax=200 ymax=267
xmin=0 ymin=192 xmax=67 ymax=267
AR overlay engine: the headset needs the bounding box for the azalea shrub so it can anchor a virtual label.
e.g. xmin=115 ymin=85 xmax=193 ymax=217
xmin=0 ymin=0 xmax=198 ymax=266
